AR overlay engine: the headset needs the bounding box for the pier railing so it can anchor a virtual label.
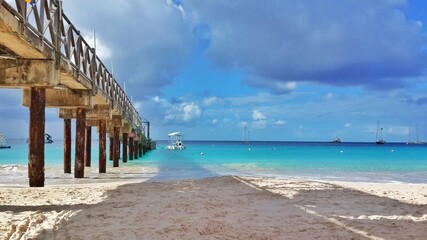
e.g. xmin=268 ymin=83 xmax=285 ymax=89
xmin=1 ymin=0 xmax=142 ymax=131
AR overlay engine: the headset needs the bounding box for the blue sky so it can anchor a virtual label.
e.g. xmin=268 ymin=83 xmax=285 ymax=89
xmin=1 ymin=0 xmax=427 ymax=142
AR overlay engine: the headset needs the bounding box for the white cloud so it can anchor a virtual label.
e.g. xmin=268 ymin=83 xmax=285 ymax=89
xmin=344 ymin=122 xmax=352 ymax=128
xmin=152 ymin=96 xmax=202 ymax=123
xmin=212 ymin=119 xmax=218 ymax=125
xmin=387 ymin=125 xmax=409 ymax=136
xmin=238 ymin=121 xmax=248 ymax=128
xmin=182 ymin=102 xmax=202 ymax=121
xmin=252 ymin=110 xmax=267 ymax=121
xmin=252 ymin=120 xmax=268 ymax=129
xmin=274 ymin=120 xmax=287 ymax=125
xmin=83 ymin=33 xmax=113 ymax=61
xmin=203 ymin=96 xmax=222 ymax=106
xmin=325 ymin=92 xmax=335 ymax=99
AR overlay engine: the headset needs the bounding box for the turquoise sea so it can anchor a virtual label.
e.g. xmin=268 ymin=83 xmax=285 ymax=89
xmin=1 ymin=140 xmax=427 ymax=184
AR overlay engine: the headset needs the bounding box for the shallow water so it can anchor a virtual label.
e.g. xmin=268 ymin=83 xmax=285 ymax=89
xmin=1 ymin=140 xmax=427 ymax=184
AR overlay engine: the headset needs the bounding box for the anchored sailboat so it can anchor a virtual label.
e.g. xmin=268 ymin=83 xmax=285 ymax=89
xmin=242 ymin=124 xmax=249 ymax=143
xmin=375 ymin=121 xmax=386 ymax=144
xmin=408 ymin=122 xmax=425 ymax=145
xmin=0 ymin=134 xmax=11 ymax=149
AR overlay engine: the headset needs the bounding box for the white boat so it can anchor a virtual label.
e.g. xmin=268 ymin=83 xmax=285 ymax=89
xmin=0 ymin=134 xmax=11 ymax=149
xmin=331 ymin=137 xmax=341 ymax=143
xmin=166 ymin=132 xmax=186 ymax=150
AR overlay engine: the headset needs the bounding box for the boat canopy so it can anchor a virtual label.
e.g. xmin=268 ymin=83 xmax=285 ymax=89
xmin=168 ymin=132 xmax=181 ymax=137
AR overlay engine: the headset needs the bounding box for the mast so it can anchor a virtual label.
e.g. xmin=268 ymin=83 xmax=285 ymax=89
xmin=416 ymin=122 xmax=419 ymax=143
xmin=376 ymin=120 xmax=379 ymax=141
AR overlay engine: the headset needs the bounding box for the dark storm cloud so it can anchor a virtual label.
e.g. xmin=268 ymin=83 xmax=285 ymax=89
xmin=185 ymin=0 xmax=427 ymax=93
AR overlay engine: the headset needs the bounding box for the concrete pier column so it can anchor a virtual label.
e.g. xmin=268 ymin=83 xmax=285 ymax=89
xmin=98 ymin=120 xmax=106 ymax=173
xmin=85 ymin=126 xmax=92 ymax=167
xmin=113 ymin=127 xmax=120 ymax=167
xmin=122 ymin=133 xmax=128 ymax=163
xmin=129 ymin=136 xmax=134 ymax=160
xmin=109 ymin=137 xmax=113 ymax=160
xmin=28 ymin=87 xmax=45 ymax=187
xmin=63 ymin=119 xmax=72 ymax=173
xmin=75 ymin=108 xmax=86 ymax=178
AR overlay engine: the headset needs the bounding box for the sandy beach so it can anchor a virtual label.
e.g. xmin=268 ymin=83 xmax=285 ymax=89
xmin=1 ymin=175 xmax=427 ymax=240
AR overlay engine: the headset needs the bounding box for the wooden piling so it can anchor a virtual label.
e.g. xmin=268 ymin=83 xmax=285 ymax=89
xmin=75 ymin=108 xmax=86 ymax=178
xmin=85 ymin=126 xmax=91 ymax=167
xmin=28 ymin=87 xmax=45 ymax=187
xmin=63 ymin=119 xmax=71 ymax=173
xmin=99 ymin=120 xmax=106 ymax=173
xmin=122 ymin=133 xmax=128 ymax=163
xmin=129 ymin=136 xmax=134 ymax=160
xmin=139 ymin=142 xmax=143 ymax=157
xmin=113 ymin=127 xmax=120 ymax=167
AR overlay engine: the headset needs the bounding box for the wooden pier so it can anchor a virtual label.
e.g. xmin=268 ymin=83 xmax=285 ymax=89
xmin=0 ymin=0 xmax=155 ymax=187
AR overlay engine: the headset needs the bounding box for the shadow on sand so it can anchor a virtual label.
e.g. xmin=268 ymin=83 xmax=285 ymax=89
xmin=1 ymin=175 xmax=424 ymax=239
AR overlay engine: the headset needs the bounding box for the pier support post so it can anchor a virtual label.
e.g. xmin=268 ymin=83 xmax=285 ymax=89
xmin=109 ymin=137 xmax=113 ymax=160
xmin=85 ymin=126 xmax=91 ymax=167
xmin=122 ymin=133 xmax=128 ymax=163
xmin=129 ymin=136 xmax=134 ymax=160
xmin=99 ymin=120 xmax=106 ymax=173
xmin=28 ymin=87 xmax=45 ymax=187
xmin=134 ymin=139 xmax=139 ymax=160
xmin=75 ymin=108 xmax=86 ymax=178
xmin=113 ymin=127 xmax=120 ymax=167
xmin=64 ymin=119 xmax=71 ymax=173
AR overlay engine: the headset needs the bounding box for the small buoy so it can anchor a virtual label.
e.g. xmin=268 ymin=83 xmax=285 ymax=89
xmin=248 ymin=148 xmax=251 ymax=151
xmin=391 ymin=149 xmax=394 ymax=152
xmin=200 ymin=152 xmax=204 ymax=155
xmin=340 ymin=150 xmax=343 ymax=153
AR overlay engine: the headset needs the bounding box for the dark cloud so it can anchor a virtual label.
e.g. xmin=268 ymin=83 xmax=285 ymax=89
xmin=404 ymin=96 xmax=427 ymax=105
xmin=185 ymin=0 xmax=427 ymax=93
xmin=62 ymin=0 xmax=193 ymax=99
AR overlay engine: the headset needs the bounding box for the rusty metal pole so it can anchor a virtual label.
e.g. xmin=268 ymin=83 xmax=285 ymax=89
xmin=109 ymin=137 xmax=113 ymax=161
xmin=75 ymin=108 xmax=86 ymax=178
xmin=113 ymin=127 xmax=119 ymax=167
xmin=28 ymin=87 xmax=45 ymax=187
xmin=63 ymin=119 xmax=71 ymax=173
xmin=129 ymin=136 xmax=134 ymax=160
xmin=122 ymin=133 xmax=128 ymax=163
xmin=134 ymin=139 xmax=139 ymax=160
xmin=139 ymin=142 xmax=143 ymax=157
xmin=98 ymin=120 xmax=106 ymax=173
xmin=85 ymin=126 xmax=91 ymax=167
